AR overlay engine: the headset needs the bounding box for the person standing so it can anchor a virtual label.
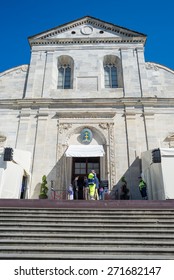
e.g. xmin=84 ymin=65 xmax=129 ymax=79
xmin=93 ymin=170 xmax=99 ymax=200
xmin=120 ymin=176 xmax=130 ymax=200
xmin=120 ymin=183 xmax=130 ymax=200
xmin=88 ymin=171 xmax=95 ymax=200
xmin=67 ymin=184 xmax=74 ymax=200
xmin=99 ymin=185 xmax=104 ymax=200
xmin=138 ymin=176 xmax=148 ymax=200
xmin=83 ymin=176 xmax=89 ymax=200
xmin=73 ymin=176 xmax=79 ymax=200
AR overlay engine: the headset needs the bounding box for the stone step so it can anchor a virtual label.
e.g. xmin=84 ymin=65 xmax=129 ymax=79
xmin=1 ymin=245 xmax=174 ymax=255
xmin=0 ymin=222 xmax=174 ymax=232
xmin=0 ymin=232 xmax=173 ymax=239
xmin=0 ymin=200 xmax=173 ymax=259
xmin=0 ymin=226 xmax=174 ymax=234
xmin=0 ymin=239 xmax=174 ymax=247
xmin=0 ymin=199 xmax=174 ymax=209
xmin=0 ymin=217 xmax=174 ymax=226
xmin=0 ymin=252 xmax=173 ymax=260
xmin=0 ymin=221 xmax=174 ymax=228
xmin=1 ymin=208 xmax=174 ymax=214
xmin=0 ymin=213 xmax=174 ymax=220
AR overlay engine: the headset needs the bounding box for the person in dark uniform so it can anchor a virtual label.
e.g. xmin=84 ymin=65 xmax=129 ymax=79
xmin=73 ymin=176 xmax=79 ymax=200
xmin=120 ymin=176 xmax=130 ymax=200
xmin=138 ymin=176 xmax=148 ymax=200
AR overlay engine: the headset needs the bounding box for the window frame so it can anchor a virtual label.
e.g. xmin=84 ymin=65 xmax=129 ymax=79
xmin=104 ymin=64 xmax=118 ymax=88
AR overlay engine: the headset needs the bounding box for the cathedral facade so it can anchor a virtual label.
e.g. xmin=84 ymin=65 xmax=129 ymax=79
xmin=0 ymin=16 xmax=174 ymax=199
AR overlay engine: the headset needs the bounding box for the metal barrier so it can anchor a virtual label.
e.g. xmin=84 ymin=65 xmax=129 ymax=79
xmin=50 ymin=187 xmax=67 ymax=200
xmin=50 ymin=187 xmax=111 ymax=200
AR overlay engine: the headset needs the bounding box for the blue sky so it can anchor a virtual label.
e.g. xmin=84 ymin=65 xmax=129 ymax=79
xmin=0 ymin=0 xmax=173 ymax=72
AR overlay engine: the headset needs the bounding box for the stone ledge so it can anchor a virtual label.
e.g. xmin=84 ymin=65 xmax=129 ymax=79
xmin=0 ymin=199 xmax=174 ymax=209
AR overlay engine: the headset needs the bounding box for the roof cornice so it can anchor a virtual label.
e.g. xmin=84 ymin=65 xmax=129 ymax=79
xmin=30 ymin=37 xmax=146 ymax=47
xmin=1 ymin=97 xmax=174 ymax=110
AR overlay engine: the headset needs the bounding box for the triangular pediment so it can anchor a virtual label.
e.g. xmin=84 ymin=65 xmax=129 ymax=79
xmin=28 ymin=16 xmax=146 ymax=46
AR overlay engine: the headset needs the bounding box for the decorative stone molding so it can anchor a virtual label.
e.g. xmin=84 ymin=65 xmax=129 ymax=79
xmin=56 ymin=112 xmax=116 ymax=119
xmin=0 ymin=65 xmax=29 ymax=77
xmin=19 ymin=109 xmax=31 ymax=119
xmin=142 ymin=111 xmax=154 ymax=120
xmin=59 ymin=123 xmax=72 ymax=134
xmin=0 ymin=135 xmax=6 ymax=148
xmin=30 ymin=37 xmax=145 ymax=46
xmin=164 ymin=134 xmax=174 ymax=148
xmin=108 ymin=123 xmax=116 ymax=187
xmin=169 ymin=141 xmax=174 ymax=148
xmin=81 ymin=25 xmax=93 ymax=35
xmin=145 ymin=63 xmax=159 ymax=71
xmin=99 ymin=122 xmax=116 ymax=187
xmin=124 ymin=112 xmax=136 ymax=120
xmin=146 ymin=62 xmax=174 ymax=74
xmin=99 ymin=123 xmax=109 ymax=129
xmin=0 ymin=135 xmax=6 ymax=143
xmin=16 ymin=65 xmax=28 ymax=73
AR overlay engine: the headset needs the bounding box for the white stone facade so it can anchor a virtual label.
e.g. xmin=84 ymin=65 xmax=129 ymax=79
xmin=0 ymin=16 xmax=174 ymax=199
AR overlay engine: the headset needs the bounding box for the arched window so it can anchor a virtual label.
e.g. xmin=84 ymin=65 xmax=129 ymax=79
xmin=57 ymin=56 xmax=74 ymax=89
xmin=103 ymin=55 xmax=122 ymax=88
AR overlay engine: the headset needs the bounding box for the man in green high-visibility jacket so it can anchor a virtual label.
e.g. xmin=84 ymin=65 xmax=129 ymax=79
xmin=138 ymin=177 xmax=148 ymax=200
xmin=88 ymin=171 xmax=96 ymax=200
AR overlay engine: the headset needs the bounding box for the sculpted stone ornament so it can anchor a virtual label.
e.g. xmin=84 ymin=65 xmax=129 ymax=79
xmin=59 ymin=123 xmax=72 ymax=134
xmin=145 ymin=63 xmax=159 ymax=71
xmin=99 ymin=123 xmax=109 ymax=130
xmin=81 ymin=128 xmax=93 ymax=144
xmin=81 ymin=25 xmax=93 ymax=35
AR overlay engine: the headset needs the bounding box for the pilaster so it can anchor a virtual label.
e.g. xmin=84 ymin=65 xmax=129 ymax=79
xmin=120 ymin=48 xmax=141 ymax=97
xmin=124 ymin=108 xmax=137 ymax=165
xmin=135 ymin=47 xmax=149 ymax=97
xmin=15 ymin=109 xmax=30 ymax=150
xmin=143 ymin=109 xmax=158 ymax=149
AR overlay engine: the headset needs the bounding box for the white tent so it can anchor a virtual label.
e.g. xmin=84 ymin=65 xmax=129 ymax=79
xmin=0 ymin=149 xmax=31 ymax=198
xmin=142 ymin=148 xmax=174 ymax=199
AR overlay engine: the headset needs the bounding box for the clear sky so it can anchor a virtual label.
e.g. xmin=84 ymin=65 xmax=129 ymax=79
xmin=0 ymin=0 xmax=173 ymax=72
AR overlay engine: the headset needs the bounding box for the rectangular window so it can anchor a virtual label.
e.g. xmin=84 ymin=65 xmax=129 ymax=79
xmin=104 ymin=65 xmax=118 ymax=88
xmin=57 ymin=67 xmax=64 ymax=89
xmin=58 ymin=66 xmax=71 ymax=89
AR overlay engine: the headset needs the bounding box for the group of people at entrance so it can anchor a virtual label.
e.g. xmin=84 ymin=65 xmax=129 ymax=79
xmin=68 ymin=170 xmax=105 ymax=200
xmin=68 ymin=172 xmax=148 ymax=201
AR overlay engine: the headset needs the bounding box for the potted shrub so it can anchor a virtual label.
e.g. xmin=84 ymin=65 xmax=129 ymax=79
xmin=39 ymin=175 xmax=48 ymax=199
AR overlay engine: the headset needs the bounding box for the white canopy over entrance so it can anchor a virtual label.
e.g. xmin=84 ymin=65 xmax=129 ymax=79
xmin=65 ymin=145 xmax=105 ymax=157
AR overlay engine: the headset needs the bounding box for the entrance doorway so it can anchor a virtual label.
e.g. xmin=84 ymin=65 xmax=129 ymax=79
xmin=72 ymin=157 xmax=100 ymax=199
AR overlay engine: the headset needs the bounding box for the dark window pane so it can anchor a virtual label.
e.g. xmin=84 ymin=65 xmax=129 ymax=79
xmin=104 ymin=64 xmax=118 ymax=88
xmin=58 ymin=65 xmax=71 ymax=89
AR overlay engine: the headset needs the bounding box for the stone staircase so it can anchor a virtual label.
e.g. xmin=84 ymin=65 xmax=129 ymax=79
xmin=0 ymin=199 xmax=174 ymax=259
